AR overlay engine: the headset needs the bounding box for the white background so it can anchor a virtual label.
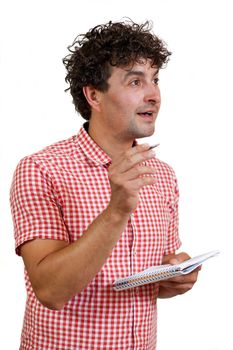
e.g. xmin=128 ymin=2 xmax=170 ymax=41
xmin=0 ymin=0 xmax=232 ymax=349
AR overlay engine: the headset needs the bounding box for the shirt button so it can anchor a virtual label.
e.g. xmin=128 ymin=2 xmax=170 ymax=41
xmin=133 ymin=251 xmax=137 ymax=256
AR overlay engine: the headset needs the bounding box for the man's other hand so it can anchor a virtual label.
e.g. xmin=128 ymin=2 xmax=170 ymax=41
xmin=158 ymin=252 xmax=201 ymax=298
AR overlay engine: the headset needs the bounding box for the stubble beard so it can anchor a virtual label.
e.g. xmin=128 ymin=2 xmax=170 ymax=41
xmin=127 ymin=118 xmax=156 ymax=140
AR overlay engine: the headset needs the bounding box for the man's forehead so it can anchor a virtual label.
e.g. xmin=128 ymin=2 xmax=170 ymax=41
xmin=112 ymin=59 xmax=159 ymax=76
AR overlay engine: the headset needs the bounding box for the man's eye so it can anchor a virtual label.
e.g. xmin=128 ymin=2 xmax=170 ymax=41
xmin=130 ymin=79 xmax=141 ymax=86
xmin=153 ymin=78 xmax=159 ymax=85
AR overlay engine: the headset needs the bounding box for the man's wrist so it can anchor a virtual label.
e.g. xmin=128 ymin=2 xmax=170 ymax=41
xmin=104 ymin=204 xmax=130 ymax=224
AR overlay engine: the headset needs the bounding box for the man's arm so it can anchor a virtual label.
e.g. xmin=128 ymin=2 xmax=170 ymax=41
xmin=158 ymin=252 xmax=200 ymax=298
xmin=21 ymin=208 xmax=129 ymax=310
xmin=20 ymin=144 xmax=156 ymax=310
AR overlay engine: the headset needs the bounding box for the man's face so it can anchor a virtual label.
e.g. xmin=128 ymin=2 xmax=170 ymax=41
xmin=97 ymin=59 xmax=161 ymax=141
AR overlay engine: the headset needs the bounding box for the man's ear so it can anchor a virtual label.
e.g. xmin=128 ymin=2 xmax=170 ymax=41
xmin=83 ymin=86 xmax=101 ymax=112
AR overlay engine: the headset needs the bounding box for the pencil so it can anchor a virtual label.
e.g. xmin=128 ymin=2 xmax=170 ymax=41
xmin=149 ymin=143 xmax=160 ymax=150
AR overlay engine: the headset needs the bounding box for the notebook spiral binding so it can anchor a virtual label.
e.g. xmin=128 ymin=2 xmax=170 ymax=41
xmin=113 ymin=268 xmax=178 ymax=291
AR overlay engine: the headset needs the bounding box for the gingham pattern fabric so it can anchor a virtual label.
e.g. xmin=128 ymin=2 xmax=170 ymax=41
xmin=10 ymin=123 xmax=181 ymax=350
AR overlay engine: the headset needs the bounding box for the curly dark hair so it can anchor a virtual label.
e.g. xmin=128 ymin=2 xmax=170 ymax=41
xmin=63 ymin=19 xmax=171 ymax=120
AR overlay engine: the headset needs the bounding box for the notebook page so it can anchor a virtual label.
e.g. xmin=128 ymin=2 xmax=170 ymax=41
xmin=177 ymin=250 xmax=220 ymax=271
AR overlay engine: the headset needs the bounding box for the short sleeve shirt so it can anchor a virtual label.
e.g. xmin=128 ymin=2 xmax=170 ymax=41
xmin=10 ymin=123 xmax=181 ymax=350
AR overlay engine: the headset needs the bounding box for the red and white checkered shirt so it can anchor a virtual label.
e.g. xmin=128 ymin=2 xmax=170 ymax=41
xmin=10 ymin=123 xmax=181 ymax=350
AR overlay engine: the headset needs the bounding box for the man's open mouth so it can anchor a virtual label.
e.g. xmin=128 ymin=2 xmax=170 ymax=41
xmin=137 ymin=112 xmax=153 ymax=117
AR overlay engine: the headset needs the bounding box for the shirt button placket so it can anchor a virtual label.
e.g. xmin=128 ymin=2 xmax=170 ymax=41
xmin=130 ymin=212 xmax=139 ymax=348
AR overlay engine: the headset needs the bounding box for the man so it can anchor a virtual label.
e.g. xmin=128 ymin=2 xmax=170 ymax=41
xmin=10 ymin=20 xmax=200 ymax=350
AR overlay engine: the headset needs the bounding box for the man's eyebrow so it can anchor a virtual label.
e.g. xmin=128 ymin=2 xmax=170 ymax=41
xmin=123 ymin=69 xmax=159 ymax=81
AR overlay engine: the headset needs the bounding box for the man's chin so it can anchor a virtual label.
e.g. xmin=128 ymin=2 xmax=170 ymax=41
xmin=135 ymin=125 xmax=155 ymax=139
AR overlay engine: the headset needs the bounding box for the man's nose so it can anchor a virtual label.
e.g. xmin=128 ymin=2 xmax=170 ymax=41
xmin=143 ymin=84 xmax=160 ymax=104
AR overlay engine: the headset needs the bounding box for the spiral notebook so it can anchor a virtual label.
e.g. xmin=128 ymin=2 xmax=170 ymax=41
xmin=113 ymin=250 xmax=220 ymax=291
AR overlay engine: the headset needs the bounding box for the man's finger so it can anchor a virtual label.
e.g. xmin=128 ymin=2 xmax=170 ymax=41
xmin=123 ymin=165 xmax=157 ymax=181
xmin=162 ymin=270 xmax=200 ymax=285
xmin=112 ymin=146 xmax=156 ymax=173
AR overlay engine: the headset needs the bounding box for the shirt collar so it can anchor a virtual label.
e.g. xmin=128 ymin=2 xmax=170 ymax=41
xmin=75 ymin=122 xmax=112 ymax=166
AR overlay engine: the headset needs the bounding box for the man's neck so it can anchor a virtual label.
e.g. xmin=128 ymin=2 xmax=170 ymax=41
xmin=87 ymin=120 xmax=135 ymax=162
